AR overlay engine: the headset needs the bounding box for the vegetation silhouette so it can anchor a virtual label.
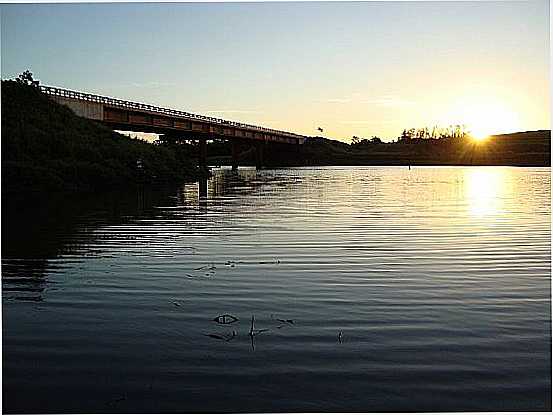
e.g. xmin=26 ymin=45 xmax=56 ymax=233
xmin=204 ymin=124 xmax=549 ymax=168
xmin=225 ymin=129 xmax=549 ymax=167
xmin=2 ymin=79 xmax=200 ymax=194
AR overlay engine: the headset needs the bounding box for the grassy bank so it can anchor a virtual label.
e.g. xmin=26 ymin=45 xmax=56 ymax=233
xmin=2 ymin=81 xmax=200 ymax=194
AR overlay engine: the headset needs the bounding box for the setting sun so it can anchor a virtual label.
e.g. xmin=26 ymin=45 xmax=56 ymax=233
xmin=467 ymin=104 xmax=519 ymax=140
xmin=439 ymin=98 xmax=521 ymax=141
xmin=471 ymin=132 xmax=489 ymax=142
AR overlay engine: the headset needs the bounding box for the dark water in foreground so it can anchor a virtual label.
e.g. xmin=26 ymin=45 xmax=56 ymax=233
xmin=2 ymin=166 xmax=551 ymax=413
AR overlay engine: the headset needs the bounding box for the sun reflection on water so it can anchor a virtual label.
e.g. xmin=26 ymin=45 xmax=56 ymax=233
xmin=464 ymin=168 xmax=509 ymax=217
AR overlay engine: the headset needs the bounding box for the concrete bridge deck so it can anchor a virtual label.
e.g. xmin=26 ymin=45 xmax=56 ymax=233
xmin=40 ymin=85 xmax=306 ymax=145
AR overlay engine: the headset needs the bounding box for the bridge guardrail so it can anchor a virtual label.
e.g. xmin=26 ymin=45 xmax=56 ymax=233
xmin=40 ymin=85 xmax=303 ymax=139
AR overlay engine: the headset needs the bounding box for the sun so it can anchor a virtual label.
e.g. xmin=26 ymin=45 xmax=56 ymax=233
xmin=465 ymin=104 xmax=516 ymax=141
xmin=470 ymin=129 xmax=490 ymax=141
xmin=439 ymin=98 xmax=520 ymax=141
xmin=464 ymin=103 xmax=520 ymax=140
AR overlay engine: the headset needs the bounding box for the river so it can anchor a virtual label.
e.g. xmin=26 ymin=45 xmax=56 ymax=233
xmin=2 ymin=166 xmax=551 ymax=412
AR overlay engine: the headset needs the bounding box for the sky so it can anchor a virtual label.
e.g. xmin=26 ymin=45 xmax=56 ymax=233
xmin=1 ymin=1 xmax=550 ymax=142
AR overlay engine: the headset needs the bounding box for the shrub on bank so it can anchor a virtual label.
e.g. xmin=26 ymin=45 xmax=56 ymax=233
xmin=1 ymin=80 xmax=199 ymax=193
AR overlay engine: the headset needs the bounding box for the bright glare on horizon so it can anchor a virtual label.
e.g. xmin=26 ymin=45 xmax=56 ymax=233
xmin=471 ymin=134 xmax=489 ymax=142
xmin=439 ymin=98 xmax=522 ymax=141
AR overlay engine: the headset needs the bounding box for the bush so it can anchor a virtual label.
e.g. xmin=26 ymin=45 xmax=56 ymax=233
xmin=1 ymin=80 xmax=199 ymax=194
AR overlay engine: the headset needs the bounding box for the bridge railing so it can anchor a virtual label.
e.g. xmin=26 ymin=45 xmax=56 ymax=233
xmin=39 ymin=85 xmax=303 ymax=139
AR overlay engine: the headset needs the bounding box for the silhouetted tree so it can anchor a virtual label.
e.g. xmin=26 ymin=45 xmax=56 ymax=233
xmin=16 ymin=70 xmax=39 ymax=87
xmin=400 ymin=124 xmax=469 ymax=142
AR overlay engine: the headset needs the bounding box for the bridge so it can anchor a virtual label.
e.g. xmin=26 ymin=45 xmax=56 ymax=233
xmin=39 ymin=85 xmax=307 ymax=170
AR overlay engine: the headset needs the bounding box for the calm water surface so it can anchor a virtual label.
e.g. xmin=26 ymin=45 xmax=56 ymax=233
xmin=2 ymin=166 xmax=551 ymax=412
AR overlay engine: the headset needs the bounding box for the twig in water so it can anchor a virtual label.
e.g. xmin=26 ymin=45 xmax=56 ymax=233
xmin=204 ymin=330 xmax=236 ymax=342
xmin=249 ymin=314 xmax=255 ymax=337
xmin=277 ymin=318 xmax=295 ymax=325
xmin=258 ymin=259 xmax=281 ymax=265
xmin=249 ymin=315 xmax=269 ymax=336
xmin=204 ymin=333 xmax=226 ymax=341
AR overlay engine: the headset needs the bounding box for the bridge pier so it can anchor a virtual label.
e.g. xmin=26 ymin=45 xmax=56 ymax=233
xmin=199 ymin=177 xmax=208 ymax=198
xmin=231 ymin=140 xmax=239 ymax=171
xmin=255 ymin=141 xmax=264 ymax=169
xmin=199 ymin=138 xmax=207 ymax=171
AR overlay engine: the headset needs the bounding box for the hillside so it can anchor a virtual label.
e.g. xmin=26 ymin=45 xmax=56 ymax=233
xmin=1 ymin=81 xmax=200 ymax=193
xmin=274 ymin=131 xmax=550 ymax=167
xmin=205 ymin=130 xmax=550 ymax=167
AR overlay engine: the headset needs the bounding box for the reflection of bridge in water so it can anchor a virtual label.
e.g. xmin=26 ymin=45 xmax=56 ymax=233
xmin=191 ymin=168 xmax=297 ymax=200
xmin=40 ymin=85 xmax=307 ymax=170
xmin=1 ymin=170 xmax=298 ymax=300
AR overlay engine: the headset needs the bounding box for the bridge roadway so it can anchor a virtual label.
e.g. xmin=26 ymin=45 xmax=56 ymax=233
xmin=40 ymin=85 xmax=307 ymax=170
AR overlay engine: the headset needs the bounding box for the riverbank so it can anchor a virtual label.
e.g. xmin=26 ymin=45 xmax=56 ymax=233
xmin=1 ymin=81 xmax=201 ymax=194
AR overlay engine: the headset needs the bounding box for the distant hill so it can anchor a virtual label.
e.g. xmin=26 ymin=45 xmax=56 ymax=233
xmin=2 ymin=81 xmax=200 ymax=193
xmin=488 ymin=130 xmax=550 ymax=148
xmin=490 ymin=130 xmax=550 ymax=141
xmin=294 ymin=130 xmax=550 ymax=167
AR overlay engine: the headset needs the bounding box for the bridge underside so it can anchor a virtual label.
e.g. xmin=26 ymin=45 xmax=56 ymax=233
xmin=46 ymin=93 xmax=306 ymax=171
xmin=102 ymin=112 xmax=302 ymax=145
xmin=102 ymin=120 xmax=301 ymax=144
xmin=102 ymin=120 xmax=301 ymax=171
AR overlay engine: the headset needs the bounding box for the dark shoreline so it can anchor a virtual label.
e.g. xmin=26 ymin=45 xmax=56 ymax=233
xmin=206 ymin=130 xmax=551 ymax=169
xmin=2 ymin=81 xmax=549 ymax=197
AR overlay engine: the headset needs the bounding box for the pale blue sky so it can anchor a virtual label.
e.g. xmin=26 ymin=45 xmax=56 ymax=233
xmin=1 ymin=1 xmax=549 ymax=141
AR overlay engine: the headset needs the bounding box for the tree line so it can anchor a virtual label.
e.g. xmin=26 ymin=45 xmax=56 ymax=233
xmin=350 ymin=124 xmax=470 ymax=145
xmin=399 ymin=124 xmax=469 ymax=141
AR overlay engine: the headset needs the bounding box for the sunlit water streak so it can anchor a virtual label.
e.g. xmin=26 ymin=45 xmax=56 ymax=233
xmin=2 ymin=166 xmax=551 ymax=412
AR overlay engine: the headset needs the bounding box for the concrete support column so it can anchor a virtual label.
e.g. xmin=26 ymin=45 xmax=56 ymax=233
xmin=198 ymin=177 xmax=207 ymax=199
xmin=255 ymin=141 xmax=264 ymax=170
xmin=231 ymin=140 xmax=239 ymax=171
xmin=199 ymin=138 xmax=207 ymax=171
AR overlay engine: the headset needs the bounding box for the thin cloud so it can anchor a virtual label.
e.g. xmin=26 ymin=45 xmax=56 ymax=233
xmin=339 ymin=120 xmax=373 ymax=125
xmin=203 ymin=110 xmax=263 ymax=115
xmin=324 ymin=98 xmax=352 ymax=104
xmin=129 ymin=81 xmax=176 ymax=88
xmin=340 ymin=119 xmax=396 ymax=125
xmin=322 ymin=94 xmax=414 ymax=107
xmin=362 ymin=96 xmax=415 ymax=107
